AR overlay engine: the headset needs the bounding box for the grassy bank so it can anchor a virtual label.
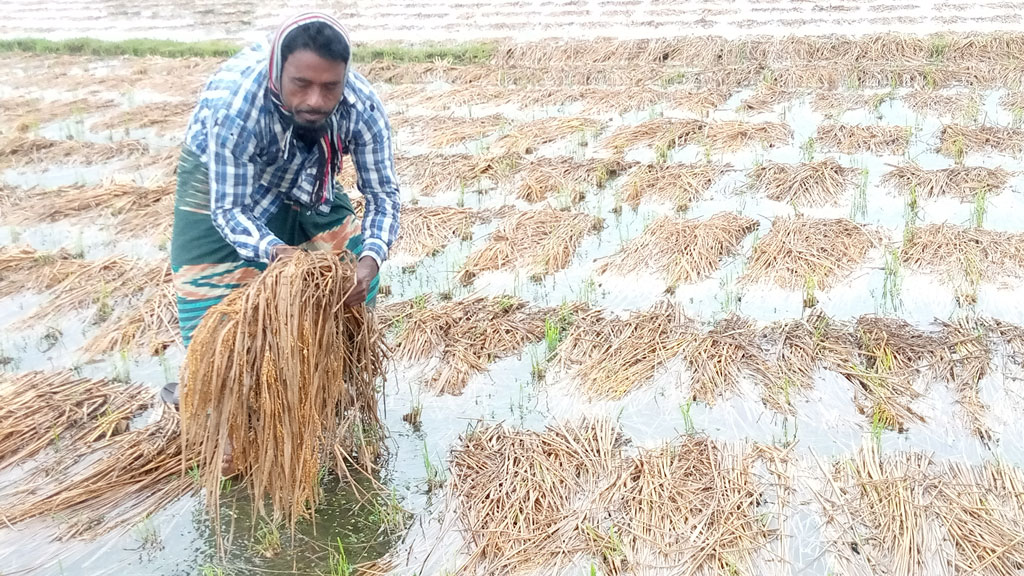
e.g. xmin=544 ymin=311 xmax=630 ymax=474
xmin=0 ymin=37 xmax=495 ymax=63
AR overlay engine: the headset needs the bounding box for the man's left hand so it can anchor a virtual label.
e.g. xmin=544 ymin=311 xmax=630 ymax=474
xmin=345 ymin=256 xmax=380 ymax=307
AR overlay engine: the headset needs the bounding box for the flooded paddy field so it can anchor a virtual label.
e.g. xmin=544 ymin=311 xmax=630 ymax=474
xmin=3 ymin=27 xmax=1024 ymax=576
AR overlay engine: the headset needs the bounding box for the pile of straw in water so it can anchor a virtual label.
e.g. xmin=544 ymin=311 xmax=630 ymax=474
xmin=450 ymin=420 xmax=775 ymax=576
xmin=517 ymin=156 xmax=631 ymax=203
xmin=749 ymin=159 xmax=858 ymax=206
xmin=390 ymin=295 xmax=556 ymax=394
xmin=821 ymin=442 xmax=1024 ymax=576
xmin=667 ymin=88 xmax=732 ymax=116
xmin=758 ymin=318 xmax=820 ymax=411
xmin=398 ymin=152 xmax=520 ymax=196
xmin=703 ymin=120 xmax=793 ymax=152
xmin=602 ymin=118 xmax=706 ymax=153
xmin=555 ymin=303 xmax=690 ymax=398
xmin=458 ymin=208 xmax=602 ymax=283
xmin=817 ymin=123 xmax=911 ymax=155
xmin=623 ymin=162 xmax=728 ymax=210
xmin=682 ymin=315 xmax=779 ymax=407
xmin=939 ymin=124 xmax=1024 ymax=157
xmin=0 ymin=136 xmax=148 ymax=168
xmin=0 ymin=245 xmax=85 ymax=299
xmin=2 ymin=179 xmax=174 ymax=226
xmin=390 ymin=205 xmax=480 ymax=263
xmin=743 ymin=216 xmax=878 ymax=290
xmin=491 ymin=117 xmax=603 ymax=155
xmin=81 ymin=282 xmax=179 ymax=358
xmin=400 ymin=113 xmax=506 ymax=148
xmin=180 ymin=250 xmax=386 ymax=533
xmin=901 ymin=223 xmax=1024 ymax=291
xmin=903 ymin=90 xmax=982 ymax=118
xmin=739 ymin=86 xmax=803 ymax=113
xmin=90 ymin=100 xmax=196 ymax=134
xmin=937 ymin=318 xmax=993 ymax=439
xmin=597 ymin=212 xmax=758 ymax=288
xmin=881 ymin=164 xmax=1011 ymax=200
xmin=812 ymin=91 xmax=870 ymax=117
xmin=999 ymin=91 xmax=1024 ymax=114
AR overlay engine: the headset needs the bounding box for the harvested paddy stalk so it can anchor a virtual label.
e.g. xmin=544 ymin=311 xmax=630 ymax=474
xmin=812 ymin=91 xmax=870 ymax=117
xmin=81 ymin=283 xmax=179 ymax=358
xmin=0 ymin=245 xmax=85 ymax=299
xmin=390 ymin=205 xmax=481 ymax=262
xmin=903 ymin=90 xmax=982 ymax=119
xmin=667 ymin=88 xmax=732 ymax=116
xmin=398 ymin=152 xmax=519 ymax=196
xmin=937 ymin=318 xmax=993 ymax=439
xmin=683 ymin=315 xmax=780 ymax=406
xmin=901 ymin=224 xmax=1024 ymax=297
xmin=881 ymin=164 xmax=1010 ymax=200
xmin=703 ymin=120 xmax=793 ymax=152
xmin=401 ymin=113 xmax=505 ymax=148
xmin=817 ymin=123 xmax=911 ymax=155
xmin=939 ymin=124 xmax=1024 ymax=158
xmin=90 ymin=99 xmax=196 ymax=134
xmin=0 ymin=370 xmax=150 ymax=471
xmin=821 ymin=443 xmax=1024 ymax=576
xmin=749 ymin=159 xmax=858 ymax=206
xmin=739 ymin=86 xmax=802 ymax=113
xmin=491 ymin=117 xmax=604 ymax=155
xmin=622 ymin=162 xmax=727 ymax=210
xmin=578 ymin=86 xmax=664 ymax=114
xmin=458 ymin=208 xmax=601 ymax=283
xmin=0 ymin=96 xmax=117 ymax=136
xmin=1 ymin=409 xmax=192 ymax=540
xmin=2 ymin=179 xmax=174 ymax=225
xmin=743 ymin=216 xmax=878 ymax=290
xmin=556 ymin=303 xmax=690 ymax=399
xmin=597 ymin=212 xmax=757 ymax=287
xmin=602 ymin=118 xmax=706 ymax=153
xmin=759 ymin=319 xmax=820 ymax=410
xmin=180 ymin=251 xmax=385 ymax=532
xmin=517 ymin=156 xmax=631 ymax=203
xmin=0 ymin=136 xmax=147 ymax=168
xmin=390 ymin=295 xmax=555 ymax=394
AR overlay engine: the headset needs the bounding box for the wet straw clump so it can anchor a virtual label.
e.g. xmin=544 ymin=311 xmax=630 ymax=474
xmin=180 ymin=250 xmax=386 ymax=534
xmin=881 ymin=164 xmax=1010 ymax=200
xmin=623 ymin=163 xmax=728 ymax=210
xmin=517 ymin=156 xmax=632 ymax=203
xmin=749 ymin=159 xmax=858 ymax=207
xmin=817 ymin=123 xmax=911 ymax=155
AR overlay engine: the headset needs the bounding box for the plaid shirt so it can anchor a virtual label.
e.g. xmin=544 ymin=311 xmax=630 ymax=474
xmin=183 ymin=42 xmax=400 ymax=264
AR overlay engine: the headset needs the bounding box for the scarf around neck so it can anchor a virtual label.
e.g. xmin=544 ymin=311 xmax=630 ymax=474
xmin=267 ymin=12 xmax=351 ymax=208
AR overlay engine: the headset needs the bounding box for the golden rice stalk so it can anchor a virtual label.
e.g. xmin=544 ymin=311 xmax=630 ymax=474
xmin=391 ymin=205 xmax=480 ymax=262
xmin=0 ymin=136 xmax=148 ymax=168
xmin=398 ymin=113 xmax=506 ymax=148
xmin=903 ymin=90 xmax=982 ymax=118
xmin=597 ymin=212 xmax=758 ymax=287
xmin=90 ymin=100 xmax=196 ymax=134
xmin=743 ymin=216 xmax=878 ymax=290
xmin=491 ymin=117 xmax=604 ymax=155
xmin=939 ymin=124 xmax=1024 ymax=157
xmin=602 ymin=118 xmax=706 ymax=153
xmin=703 ymin=120 xmax=793 ymax=152
xmin=449 ymin=419 xmax=623 ymax=575
xmin=0 ymin=370 xmax=151 ymax=471
xmin=80 ymin=283 xmax=179 ymax=359
xmin=622 ymin=162 xmax=727 ymax=210
xmin=391 ymin=295 xmax=556 ymax=395
xmin=901 ymin=224 xmax=1024 ymax=291
xmin=0 ymin=96 xmax=117 ymax=136
xmin=749 ymin=159 xmax=857 ymax=206
xmin=881 ymin=164 xmax=1011 ymax=200
xmin=115 ymin=192 xmax=174 ymax=241
xmin=739 ymin=86 xmax=803 ymax=113
xmin=556 ymin=303 xmax=690 ymax=399
xmin=817 ymin=124 xmax=911 ymax=155
xmin=2 ymin=179 xmax=174 ymax=225
xmin=397 ymin=152 xmax=520 ymax=196
xmin=937 ymin=318 xmax=992 ymax=440
xmin=0 ymin=245 xmax=86 ymax=299
xmin=458 ymin=208 xmax=601 ymax=283
xmin=1 ymin=409 xmax=192 ymax=540
xmin=517 ymin=156 xmax=632 ymax=203
xmin=180 ymin=251 xmax=385 ymax=533
xmin=682 ymin=315 xmax=780 ymax=407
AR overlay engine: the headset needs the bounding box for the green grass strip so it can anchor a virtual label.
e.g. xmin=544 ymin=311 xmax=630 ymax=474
xmin=0 ymin=37 xmax=496 ymax=64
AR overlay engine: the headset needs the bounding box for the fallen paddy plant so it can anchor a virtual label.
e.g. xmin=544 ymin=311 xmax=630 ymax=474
xmin=390 ymin=295 xmax=562 ymax=394
xmin=81 ymin=283 xmax=179 ymax=358
xmin=2 ymin=179 xmax=174 ymax=225
xmin=0 ymin=95 xmax=117 ymax=136
xmin=597 ymin=212 xmax=758 ymax=288
xmin=390 ymin=205 xmax=483 ymax=263
xmin=0 ymin=136 xmax=148 ymax=168
xmin=881 ymin=164 xmax=1010 ymax=201
xmin=90 ymin=100 xmax=197 ymax=134
xmin=491 ymin=117 xmax=604 ymax=155
xmin=555 ymin=303 xmax=690 ymax=399
xmin=816 ymin=123 xmax=911 ymax=155
xmin=937 ymin=318 xmax=993 ymax=439
xmin=0 ymin=245 xmax=86 ymax=299
xmin=602 ymin=118 xmax=706 ymax=153
xmin=180 ymin=251 xmax=386 ymax=534
xmin=743 ymin=216 xmax=878 ymax=290
xmin=703 ymin=120 xmax=793 ymax=152
xmin=682 ymin=315 xmax=779 ymax=407
xmin=900 ymin=223 xmax=1024 ymax=295
xmin=903 ymin=90 xmax=982 ymax=120
xmin=457 ymin=208 xmax=602 ymax=283
xmin=516 ymin=157 xmax=632 ymax=203
xmin=812 ymin=91 xmax=869 ymax=117
xmin=739 ymin=86 xmax=802 ymax=113
xmin=749 ymin=159 xmax=857 ymax=206
xmin=821 ymin=442 xmax=1024 ymax=576
xmin=397 ymin=152 xmax=519 ymax=196
xmin=938 ymin=124 xmax=1024 ymax=158
xmin=622 ymin=162 xmax=727 ymax=210
xmin=0 ymin=370 xmax=151 ymax=471
xmin=399 ymin=113 xmax=506 ymax=148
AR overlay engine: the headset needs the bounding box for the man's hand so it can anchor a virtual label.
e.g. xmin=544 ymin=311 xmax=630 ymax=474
xmin=272 ymin=245 xmax=300 ymax=262
xmin=345 ymin=256 xmax=380 ymax=307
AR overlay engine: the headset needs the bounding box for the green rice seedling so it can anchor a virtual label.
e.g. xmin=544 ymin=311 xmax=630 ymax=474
xmin=962 ymin=96 xmax=981 ymax=125
xmin=330 ymin=538 xmax=352 ymax=576
xmin=800 ymin=137 xmax=815 ymax=162
xmin=93 ymin=283 xmax=113 ymax=324
xmin=972 ymin=187 xmax=987 ymax=228
xmin=680 ymin=399 xmax=696 ymax=435
xmin=881 ymin=248 xmax=903 ymax=314
xmin=1012 ymin=108 xmax=1024 ymax=129
xmin=423 ymin=441 xmax=446 ymax=493
xmin=199 ymin=565 xmax=224 ymax=576
xmin=371 ymin=489 xmax=408 ymax=532
xmin=803 ymin=275 xmax=818 ymax=309
xmin=133 ymin=516 xmax=161 ymax=551
xmin=850 ymin=167 xmax=869 ymax=220
xmin=253 ymin=521 xmax=282 ymax=558
xmin=110 ymin=348 xmax=131 ymax=384
xmin=903 ymin=184 xmax=920 ymax=245
xmin=928 ymin=35 xmax=950 ymax=62
xmin=654 ymin=141 xmax=671 ymax=164
xmin=950 ymin=135 xmax=966 ymax=165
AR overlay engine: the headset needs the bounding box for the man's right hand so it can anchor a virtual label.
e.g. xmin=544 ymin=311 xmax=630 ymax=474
xmin=272 ymin=245 xmax=300 ymax=262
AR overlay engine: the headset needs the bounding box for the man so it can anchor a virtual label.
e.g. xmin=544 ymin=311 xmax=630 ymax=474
xmin=170 ymin=12 xmax=400 ymax=350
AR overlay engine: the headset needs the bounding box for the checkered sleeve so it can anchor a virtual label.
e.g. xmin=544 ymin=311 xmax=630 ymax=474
xmin=207 ymin=111 xmax=284 ymax=263
xmin=351 ymin=96 xmax=401 ymax=266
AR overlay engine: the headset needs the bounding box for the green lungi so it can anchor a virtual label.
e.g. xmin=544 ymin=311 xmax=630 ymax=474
xmin=170 ymin=147 xmax=378 ymax=348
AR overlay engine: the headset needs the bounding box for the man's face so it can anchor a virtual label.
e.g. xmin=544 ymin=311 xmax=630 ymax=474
xmin=280 ymin=49 xmax=346 ymax=128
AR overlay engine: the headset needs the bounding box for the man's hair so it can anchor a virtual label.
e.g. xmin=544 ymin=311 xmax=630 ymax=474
xmin=281 ymin=21 xmax=350 ymax=65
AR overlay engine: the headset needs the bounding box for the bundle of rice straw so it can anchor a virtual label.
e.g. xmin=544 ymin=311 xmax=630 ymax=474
xmin=180 ymin=250 xmax=386 ymax=533
xmin=749 ymin=159 xmax=857 ymax=206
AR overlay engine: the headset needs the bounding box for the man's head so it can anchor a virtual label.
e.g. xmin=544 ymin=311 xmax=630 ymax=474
xmin=278 ymin=20 xmax=350 ymax=137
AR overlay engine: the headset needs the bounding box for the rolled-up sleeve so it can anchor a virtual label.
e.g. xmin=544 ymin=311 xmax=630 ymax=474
xmin=351 ymin=100 xmax=401 ymax=265
xmin=207 ymin=111 xmax=283 ymax=263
